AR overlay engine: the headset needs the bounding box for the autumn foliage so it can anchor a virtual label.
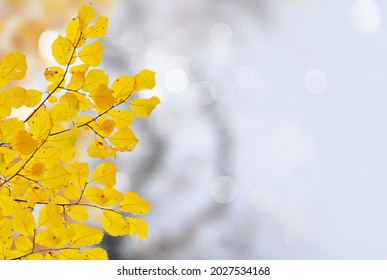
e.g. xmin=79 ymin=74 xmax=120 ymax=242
xmin=0 ymin=5 xmax=159 ymax=259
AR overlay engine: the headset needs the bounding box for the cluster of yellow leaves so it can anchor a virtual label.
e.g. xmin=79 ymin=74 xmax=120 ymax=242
xmin=0 ymin=5 xmax=158 ymax=260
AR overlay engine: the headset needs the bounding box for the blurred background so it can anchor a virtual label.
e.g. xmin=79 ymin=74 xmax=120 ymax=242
xmin=2 ymin=0 xmax=387 ymax=259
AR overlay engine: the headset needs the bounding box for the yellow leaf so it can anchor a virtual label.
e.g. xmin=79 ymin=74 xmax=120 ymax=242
xmin=87 ymin=139 xmax=112 ymax=159
xmin=127 ymin=217 xmax=148 ymax=240
xmin=44 ymin=66 xmax=65 ymax=93
xmin=0 ymin=118 xmax=24 ymax=143
xmin=112 ymin=75 xmax=135 ymax=101
xmin=52 ymin=35 xmax=76 ymax=66
xmin=25 ymin=89 xmax=42 ymax=107
xmin=0 ymin=195 xmax=16 ymax=216
xmin=0 ymin=52 xmax=27 ymax=88
xmin=9 ymin=176 xmax=29 ymax=198
xmin=4 ymin=87 xmax=26 ymax=108
xmin=23 ymin=253 xmax=44 ymax=260
xmin=0 ymin=217 xmax=13 ymax=230
xmin=75 ymin=115 xmax=95 ymax=128
xmin=14 ymin=235 xmax=33 ymax=252
xmin=36 ymin=226 xmax=74 ymax=248
xmin=108 ymin=109 xmax=135 ymax=129
xmin=0 ymin=218 xmax=13 ymax=256
xmin=31 ymin=146 xmax=60 ymax=169
xmin=119 ymin=192 xmax=151 ymax=216
xmin=27 ymin=106 xmax=50 ymax=143
xmin=41 ymin=165 xmax=70 ymax=190
xmin=0 ymin=91 xmax=11 ymax=117
xmin=57 ymin=248 xmax=87 ymax=260
xmin=0 ymin=218 xmax=13 ymax=249
xmin=83 ymin=69 xmax=108 ymax=93
xmin=67 ymin=71 xmax=85 ymax=91
xmin=68 ymin=162 xmax=89 ymax=188
xmin=12 ymin=208 xmax=35 ymax=236
xmin=78 ymin=41 xmax=103 ymax=66
xmin=102 ymin=210 xmax=131 ymax=236
xmin=83 ymin=186 xmax=122 ymax=207
xmin=91 ymin=162 xmax=116 ymax=188
xmin=47 ymin=127 xmax=79 ymax=151
xmin=66 ymin=17 xmax=80 ymax=42
xmin=45 ymin=252 xmax=60 ymax=259
xmin=44 ymin=66 xmax=64 ymax=83
xmin=49 ymin=103 xmax=72 ymax=125
xmin=109 ymin=127 xmax=138 ymax=152
xmin=83 ymin=186 xmax=108 ymax=206
xmin=83 ymin=247 xmax=108 ymax=260
xmin=85 ymin=16 xmax=108 ymax=38
xmin=69 ymin=64 xmax=89 ymax=74
xmin=78 ymin=5 xmax=96 ymax=29
xmin=59 ymin=92 xmax=79 ymax=119
xmin=2 ymin=159 xmax=24 ymax=178
xmin=38 ymin=203 xmax=64 ymax=228
xmin=51 ymin=195 xmax=69 ymax=205
xmin=26 ymin=183 xmax=49 ymax=205
xmin=48 ymin=95 xmax=58 ymax=103
xmin=66 ymin=205 xmax=88 ymax=222
xmin=95 ymin=119 xmax=115 ymax=137
xmin=57 ymin=226 xmax=76 ymax=246
xmin=130 ymin=96 xmax=160 ymax=118
xmin=12 ymin=130 xmax=37 ymax=156
xmin=0 ymin=145 xmax=21 ymax=164
xmin=63 ymin=183 xmax=81 ymax=201
xmin=4 ymin=250 xmax=25 ymax=260
xmin=71 ymin=93 xmax=94 ymax=112
xmin=66 ymin=18 xmax=85 ymax=48
xmin=102 ymin=187 xmax=124 ymax=206
xmin=59 ymin=249 xmax=87 ymax=260
xmin=69 ymin=223 xmax=103 ymax=247
xmin=134 ymin=69 xmax=156 ymax=91
xmin=35 ymin=231 xmax=61 ymax=248
xmin=28 ymin=162 xmax=45 ymax=180
xmin=89 ymin=83 xmax=114 ymax=110
xmin=1 ymin=52 xmax=27 ymax=80
xmin=0 ymin=217 xmax=12 ymax=229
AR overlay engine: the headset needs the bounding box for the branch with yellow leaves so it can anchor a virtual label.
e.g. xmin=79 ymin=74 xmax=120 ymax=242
xmin=0 ymin=4 xmax=159 ymax=260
